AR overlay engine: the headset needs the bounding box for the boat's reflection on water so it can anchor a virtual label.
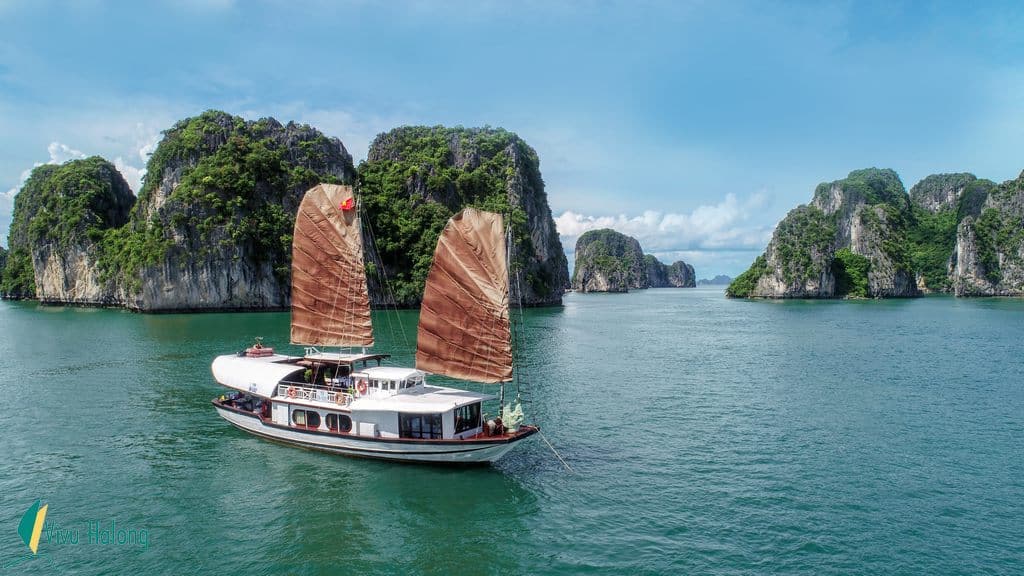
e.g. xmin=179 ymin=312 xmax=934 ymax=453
xmin=264 ymin=451 xmax=540 ymax=573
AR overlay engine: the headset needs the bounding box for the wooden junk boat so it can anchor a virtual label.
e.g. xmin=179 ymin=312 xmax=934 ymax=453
xmin=211 ymin=184 xmax=537 ymax=463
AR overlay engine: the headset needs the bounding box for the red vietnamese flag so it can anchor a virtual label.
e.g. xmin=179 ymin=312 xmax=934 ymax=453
xmin=339 ymin=197 xmax=355 ymax=211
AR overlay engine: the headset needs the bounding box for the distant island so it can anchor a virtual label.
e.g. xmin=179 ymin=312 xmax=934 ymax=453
xmin=728 ymin=168 xmax=1024 ymax=299
xmin=571 ymin=228 xmax=695 ymax=293
xmin=698 ymin=275 xmax=732 ymax=286
xmin=0 ymin=111 xmax=569 ymax=310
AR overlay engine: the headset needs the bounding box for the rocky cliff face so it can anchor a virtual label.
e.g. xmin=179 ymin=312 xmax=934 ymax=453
xmin=572 ymin=229 xmax=645 ymax=292
xmin=909 ymin=173 xmax=977 ymax=214
xmin=644 ymin=254 xmax=695 ymax=287
xmin=730 ymin=169 xmax=919 ymax=298
xmin=360 ymin=126 xmax=568 ymax=306
xmin=644 ymin=254 xmax=668 ymax=287
xmin=2 ymin=165 xmax=56 ymax=298
xmin=1 ymin=158 xmax=134 ymax=304
xmin=117 ymin=111 xmax=356 ymax=310
xmin=2 ymin=111 xmax=356 ymax=310
xmin=729 ymin=167 xmax=1024 ymax=299
xmin=906 ymin=173 xmax=994 ymax=292
xmin=953 ymin=172 xmax=1024 ymax=296
xmin=572 ymin=230 xmax=696 ymax=292
xmin=665 ymin=261 xmax=696 ymax=287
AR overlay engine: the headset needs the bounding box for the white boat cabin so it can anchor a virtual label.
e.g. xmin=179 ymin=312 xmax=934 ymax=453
xmin=212 ymin=353 xmax=494 ymax=441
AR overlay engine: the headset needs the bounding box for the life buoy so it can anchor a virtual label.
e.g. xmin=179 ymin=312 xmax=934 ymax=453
xmin=356 ymin=380 xmax=367 ymax=395
xmin=287 ymin=386 xmax=297 ymax=398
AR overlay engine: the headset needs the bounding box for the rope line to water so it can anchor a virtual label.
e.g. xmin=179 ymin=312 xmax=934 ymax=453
xmin=538 ymin=429 xmax=574 ymax=474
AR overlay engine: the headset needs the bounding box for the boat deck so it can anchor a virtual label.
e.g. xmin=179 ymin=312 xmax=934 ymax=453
xmin=213 ymin=396 xmax=536 ymax=443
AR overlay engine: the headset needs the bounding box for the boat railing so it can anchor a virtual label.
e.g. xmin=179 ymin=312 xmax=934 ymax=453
xmin=277 ymin=383 xmax=353 ymax=406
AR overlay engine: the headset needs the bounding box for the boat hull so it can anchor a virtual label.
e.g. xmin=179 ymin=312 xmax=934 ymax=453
xmin=213 ymin=403 xmax=536 ymax=464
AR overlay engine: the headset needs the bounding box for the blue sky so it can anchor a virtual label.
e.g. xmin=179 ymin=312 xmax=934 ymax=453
xmin=1 ymin=1 xmax=1022 ymax=276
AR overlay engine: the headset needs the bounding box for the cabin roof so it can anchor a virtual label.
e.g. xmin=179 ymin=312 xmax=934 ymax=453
xmin=354 ymin=366 xmax=424 ymax=381
xmin=303 ymin=352 xmax=390 ymax=365
xmin=212 ymin=354 xmax=305 ymax=398
xmin=352 ymin=386 xmax=495 ymax=414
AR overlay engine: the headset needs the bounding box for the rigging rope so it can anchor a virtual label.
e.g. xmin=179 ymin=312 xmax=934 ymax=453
xmin=359 ymin=201 xmax=412 ymax=354
xmin=538 ymin=429 xmax=574 ymax=474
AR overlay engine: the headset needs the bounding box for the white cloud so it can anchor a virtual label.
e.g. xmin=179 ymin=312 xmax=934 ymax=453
xmin=46 ymin=141 xmax=85 ymax=163
xmin=555 ymin=191 xmax=775 ymax=257
xmin=112 ymin=124 xmax=162 ymax=193
xmin=114 ymin=157 xmax=145 ymax=194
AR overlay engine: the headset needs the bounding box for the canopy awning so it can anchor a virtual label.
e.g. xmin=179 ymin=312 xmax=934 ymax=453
xmin=211 ymin=354 xmax=305 ymax=398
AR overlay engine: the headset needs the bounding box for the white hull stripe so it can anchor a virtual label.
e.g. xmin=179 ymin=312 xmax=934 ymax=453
xmin=214 ymin=405 xmax=532 ymax=463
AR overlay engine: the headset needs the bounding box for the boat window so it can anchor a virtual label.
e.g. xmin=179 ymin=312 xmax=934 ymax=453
xmin=454 ymin=403 xmax=482 ymax=434
xmin=292 ymin=409 xmax=321 ymax=428
xmin=399 ymin=413 xmax=443 ymax=439
xmin=325 ymin=413 xmax=351 ymax=432
xmin=389 ymin=380 xmax=396 ymax=390
xmin=306 ymin=411 xmax=321 ymax=428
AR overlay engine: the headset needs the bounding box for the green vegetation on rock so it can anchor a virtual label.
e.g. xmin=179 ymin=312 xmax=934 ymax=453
xmin=2 ymin=110 xmax=354 ymax=306
xmin=2 ymin=158 xmax=134 ymax=298
xmin=730 ymin=167 xmax=987 ymax=298
xmin=726 ymin=254 xmax=768 ymax=298
xmin=100 ymin=110 xmax=352 ymax=288
xmin=359 ymin=126 xmax=539 ymax=305
xmin=20 ymin=156 xmax=134 ymax=248
xmin=957 ymin=179 xmax=995 ymax=221
xmin=1 ymin=113 xmax=571 ymax=309
xmin=571 ymin=228 xmax=645 ymax=292
xmin=832 ymin=247 xmax=870 ymax=297
xmin=862 ymin=203 xmax=913 ymax=272
xmin=772 ymin=205 xmax=836 ymax=284
xmin=973 ymin=203 xmax=1024 ymax=285
xmin=6 ymin=164 xmax=59 ymax=252
xmin=814 ymin=168 xmax=907 ymax=210
xmin=905 ymin=174 xmax=995 ymax=291
xmin=907 ymin=207 xmax=957 ymax=291
xmin=0 ymin=247 xmax=33 ymax=298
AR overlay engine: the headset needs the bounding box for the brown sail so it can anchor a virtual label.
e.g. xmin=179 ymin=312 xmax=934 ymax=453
xmin=290 ymin=183 xmax=374 ymax=347
xmin=416 ymin=208 xmax=512 ymax=383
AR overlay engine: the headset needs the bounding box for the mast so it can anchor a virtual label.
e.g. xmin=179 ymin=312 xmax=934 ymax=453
xmin=500 ymin=223 xmax=514 ymax=420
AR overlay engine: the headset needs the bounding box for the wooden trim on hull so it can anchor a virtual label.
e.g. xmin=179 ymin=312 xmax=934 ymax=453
xmin=212 ymin=401 xmax=537 ymax=464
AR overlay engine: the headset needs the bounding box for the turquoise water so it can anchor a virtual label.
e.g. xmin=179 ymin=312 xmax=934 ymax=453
xmin=0 ymin=289 xmax=1021 ymax=575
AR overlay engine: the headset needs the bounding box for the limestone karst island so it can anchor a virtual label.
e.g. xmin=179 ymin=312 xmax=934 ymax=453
xmin=727 ymin=168 xmax=1024 ymax=299
xmin=0 ymin=112 xmax=569 ymax=310
xmin=572 ymin=228 xmax=694 ymax=293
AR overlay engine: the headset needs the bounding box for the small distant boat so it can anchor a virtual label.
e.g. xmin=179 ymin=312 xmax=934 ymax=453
xmin=211 ymin=184 xmax=537 ymax=464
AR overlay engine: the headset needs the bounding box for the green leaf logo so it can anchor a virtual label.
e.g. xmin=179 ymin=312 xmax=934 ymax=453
xmin=17 ymin=500 xmax=48 ymax=554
